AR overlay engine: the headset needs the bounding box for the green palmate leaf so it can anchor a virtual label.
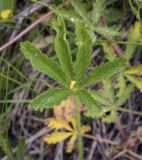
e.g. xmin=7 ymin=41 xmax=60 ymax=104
xmin=75 ymin=21 xmax=93 ymax=83
xmin=82 ymin=58 xmax=127 ymax=87
xmin=90 ymin=90 xmax=110 ymax=106
xmin=31 ymin=88 xmax=71 ymax=111
xmin=53 ymin=18 xmax=73 ymax=81
xmin=116 ymin=74 xmax=126 ymax=98
xmin=103 ymin=80 xmax=115 ymax=104
xmin=77 ymin=89 xmax=101 ymax=117
xmin=115 ymin=84 xmax=134 ymax=107
xmin=20 ymin=41 xmax=67 ymax=85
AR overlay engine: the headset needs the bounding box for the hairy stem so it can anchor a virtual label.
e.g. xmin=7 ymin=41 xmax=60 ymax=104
xmin=75 ymin=95 xmax=83 ymax=160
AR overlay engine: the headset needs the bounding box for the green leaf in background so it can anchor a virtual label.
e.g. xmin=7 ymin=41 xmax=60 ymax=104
xmin=116 ymin=74 xmax=126 ymax=98
xmin=124 ymin=21 xmax=141 ymax=60
xmin=53 ymin=18 xmax=73 ymax=81
xmin=82 ymin=58 xmax=127 ymax=87
xmin=103 ymin=80 xmax=115 ymax=104
xmin=125 ymin=74 xmax=142 ymax=90
xmin=16 ymin=138 xmax=26 ymax=160
xmin=30 ymin=88 xmax=71 ymax=111
xmin=90 ymin=90 xmax=110 ymax=106
xmin=95 ymin=26 xmax=120 ymax=36
xmin=105 ymin=8 xmax=124 ymax=23
xmin=75 ymin=21 xmax=93 ymax=84
xmin=115 ymin=84 xmax=134 ymax=107
xmin=77 ymin=89 xmax=101 ymax=117
xmin=20 ymin=41 xmax=67 ymax=85
xmin=92 ymin=0 xmax=106 ymax=24
xmin=101 ymin=42 xmax=116 ymax=61
xmin=128 ymin=0 xmax=138 ymax=17
xmin=125 ymin=64 xmax=142 ymax=75
xmin=71 ymin=0 xmax=89 ymax=23
xmin=49 ymin=5 xmax=81 ymax=21
xmin=0 ymin=0 xmax=15 ymax=19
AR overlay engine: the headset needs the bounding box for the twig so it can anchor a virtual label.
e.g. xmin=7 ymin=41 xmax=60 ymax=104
xmin=116 ymin=120 xmax=128 ymax=141
xmin=54 ymin=142 xmax=64 ymax=160
xmin=127 ymin=150 xmax=142 ymax=160
xmin=87 ymin=141 xmax=97 ymax=160
xmin=111 ymin=150 xmax=127 ymax=160
xmin=118 ymin=108 xmax=142 ymax=116
xmin=84 ymin=134 xmax=119 ymax=145
xmin=9 ymin=0 xmax=52 ymax=40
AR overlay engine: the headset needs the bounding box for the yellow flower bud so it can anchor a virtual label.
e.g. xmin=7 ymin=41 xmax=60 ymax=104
xmin=69 ymin=80 xmax=76 ymax=89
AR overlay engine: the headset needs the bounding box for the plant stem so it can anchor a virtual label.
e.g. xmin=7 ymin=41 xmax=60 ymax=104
xmin=75 ymin=95 xmax=83 ymax=160
xmin=117 ymin=108 xmax=142 ymax=116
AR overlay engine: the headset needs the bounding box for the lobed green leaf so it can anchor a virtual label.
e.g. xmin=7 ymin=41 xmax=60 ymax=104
xmin=20 ymin=41 xmax=67 ymax=85
xmin=30 ymin=88 xmax=71 ymax=111
xmin=90 ymin=90 xmax=110 ymax=106
xmin=82 ymin=58 xmax=127 ymax=87
xmin=53 ymin=17 xmax=73 ymax=81
xmin=115 ymin=84 xmax=134 ymax=107
xmin=75 ymin=21 xmax=93 ymax=84
xmin=77 ymin=89 xmax=101 ymax=117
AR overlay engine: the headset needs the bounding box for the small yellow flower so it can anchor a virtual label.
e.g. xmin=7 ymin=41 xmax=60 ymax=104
xmin=69 ymin=80 xmax=76 ymax=89
xmin=0 ymin=9 xmax=12 ymax=19
xmin=43 ymin=115 xmax=91 ymax=153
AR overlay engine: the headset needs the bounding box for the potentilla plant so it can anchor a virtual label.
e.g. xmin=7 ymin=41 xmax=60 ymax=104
xmin=20 ymin=17 xmax=126 ymax=160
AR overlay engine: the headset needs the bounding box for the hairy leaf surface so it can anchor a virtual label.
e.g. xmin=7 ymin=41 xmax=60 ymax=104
xmin=53 ymin=18 xmax=73 ymax=81
xmin=75 ymin=21 xmax=93 ymax=83
xmin=77 ymin=89 xmax=101 ymax=117
xmin=31 ymin=88 xmax=71 ymax=111
xmin=82 ymin=58 xmax=127 ymax=87
xmin=50 ymin=5 xmax=80 ymax=20
xmin=20 ymin=41 xmax=67 ymax=85
xmin=115 ymin=84 xmax=134 ymax=107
